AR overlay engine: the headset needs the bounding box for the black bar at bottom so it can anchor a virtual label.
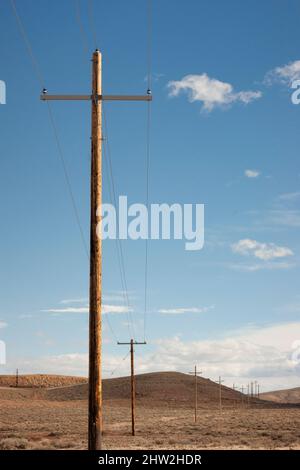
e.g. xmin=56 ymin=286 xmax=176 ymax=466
xmin=0 ymin=450 xmax=298 ymax=466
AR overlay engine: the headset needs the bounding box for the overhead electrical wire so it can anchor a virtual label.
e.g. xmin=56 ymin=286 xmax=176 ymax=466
xmin=143 ymin=0 xmax=153 ymax=342
xmin=10 ymin=0 xmax=89 ymax=259
xmin=102 ymin=136 xmax=134 ymax=340
xmin=109 ymin=350 xmax=130 ymax=377
xmin=87 ymin=0 xmax=98 ymax=50
xmin=102 ymin=105 xmax=136 ymax=341
xmin=74 ymin=0 xmax=89 ymax=56
xmin=11 ymin=0 xmax=153 ymax=346
xmin=74 ymin=0 xmax=136 ymax=341
xmin=9 ymin=0 xmax=121 ymax=344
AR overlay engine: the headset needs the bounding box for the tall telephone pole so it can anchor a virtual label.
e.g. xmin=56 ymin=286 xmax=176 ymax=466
xmin=89 ymin=49 xmax=102 ymax=452
xmin=118 ymin=339 xmax=146 ymax=436
xmin=41 ymin=50 xmax=151 ymax=450
xmin=188 ymin=366 xmax=202 ymax=423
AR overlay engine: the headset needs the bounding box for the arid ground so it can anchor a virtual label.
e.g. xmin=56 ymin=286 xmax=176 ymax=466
xmin=0 ymin=372 xmax=299 ymax=450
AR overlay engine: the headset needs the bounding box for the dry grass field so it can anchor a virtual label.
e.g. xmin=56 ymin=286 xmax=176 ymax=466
xmin=0 ymin=372 xmax=299 ymax=450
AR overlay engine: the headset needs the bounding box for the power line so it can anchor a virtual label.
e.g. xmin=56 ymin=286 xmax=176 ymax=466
xmin=10 ymin=0 xmax=44 ymax=88
xmin=143 ymin=0 xmax=153 ymax=342
xmin=109 ymin=350 xmax=130 ymax=377
xmin=71 ymin=0 xmax=135 ymax=342
xmin=74 ymin=0 xmax=90 ymax=55
xmin=147 ymin=0 xmax=153 ymax=92
xmin=10 ymin=0 xmax=122 ymax=345
xmin=102 ymin=138 xmax=133 ymax=340
xmin=87 ymin=0 xmax=98 ymax=49
xmin=10 ymin=0 xmax=89 ymax=258
xmin=45 ymin=102 xmax=89 ymax=257
xmin=102 ymin=105 xmax=136 ymax=340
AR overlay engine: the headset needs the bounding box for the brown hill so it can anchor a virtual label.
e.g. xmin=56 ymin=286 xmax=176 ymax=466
xmin=0 ymin=371 xmax=252 ymax=408
xmin=261 ymin=387 xmax=300 ymax=404
xmin=0 ymin=374 xmax=87 ymax=388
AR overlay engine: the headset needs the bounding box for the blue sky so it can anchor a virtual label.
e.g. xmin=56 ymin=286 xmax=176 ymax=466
xmin=0 ymin=0 xmax=300 ymax=391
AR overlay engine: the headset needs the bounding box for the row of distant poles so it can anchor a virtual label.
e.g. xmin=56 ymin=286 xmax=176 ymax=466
xmin=13 ymin=366 xmax=261 ymax=430
xmin=189 ymin=366 xmax=261 ymax=423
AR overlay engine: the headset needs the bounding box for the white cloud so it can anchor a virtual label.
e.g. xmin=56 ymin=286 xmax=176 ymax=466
xmin=268 ymin=210 xmax=300 ymax=227
xmin=265 ymin=60 xmax=300 ymax=85
xmin=229 ymin=261 xmax=295 ymax=272
xmin=0 ymin=321 xmax=7 ymax=329
xmin=231 ymin=239 xmax=293 ymax=261
xmin=60 ymin=298 xmax=88 ymax=305
xmin=43 ymin=305 xmax=132 ymax=315
xmin=158 ymin=306 xmax=215 ymax=315
xmin=245 ymin=169 xmax=260 ymax=178
xmin=278 ymin=191 xmax=300 ymax=201
xmin=167 ymin=74 xmax=262 ymax=111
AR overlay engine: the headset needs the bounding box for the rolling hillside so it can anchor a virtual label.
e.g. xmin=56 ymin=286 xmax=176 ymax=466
xmin=0 ymin=371 xmax=252 ymax=408
xmin=261 ymin=387 xmax=300 ymax=404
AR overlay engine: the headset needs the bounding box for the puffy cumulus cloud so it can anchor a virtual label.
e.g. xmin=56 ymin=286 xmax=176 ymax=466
xmin=231 ymin=239 xmax=293 ymax=261
xmin=167 ymin=74 xmax=262 ymax=112
xmin=265 ymin=60 xmax=300 ymax=85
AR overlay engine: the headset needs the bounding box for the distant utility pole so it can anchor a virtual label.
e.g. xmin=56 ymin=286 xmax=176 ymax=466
xmin=254 ymin=380 xmax=258 ymax=398
xmin=188 ymin=365 xmax=202 ymax=423
xmin=257 ymin=383 xmax=260 ymax=398
xmin=239 ymin=386 xmax=244 ymax=407
xmin=247 ymin=383 xmax=250 ymax=407
xmin=41 ymin=50 xmax=151 ymax=450
xmin=16 ymin=368 xmax=19 ymax=388
xmin=118 ymin=339 xmax=146 ymax=436
xmin=250 ymin=381 xmax=254 ymax=398
xmin=219 ymin=376 xmax=224 ymax=412
xmin=232 ymin=383 xmax=237 ymax=409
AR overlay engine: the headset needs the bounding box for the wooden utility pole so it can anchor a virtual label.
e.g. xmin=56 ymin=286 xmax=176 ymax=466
xmin=188 ymin=366 xmax=202 ymax=423
xmin=218 ymin=376 xmax=224 ymax=412
xmin=40 ymin=50 xmax=152 ymax=450
xmin=254 ymin=380 xmax=257 ymax=398
xmin=16 ymin=368 xmax=18 ymax=388
xmin=239 ymin=386 xmax=244 ymax=408
xmin=232 ymin=383 xmax=237 ymax=408
xmin=118 ymin=339 xmax=146 ymax=436
xmin=89 ymin=49 xmax=102 ymax=451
